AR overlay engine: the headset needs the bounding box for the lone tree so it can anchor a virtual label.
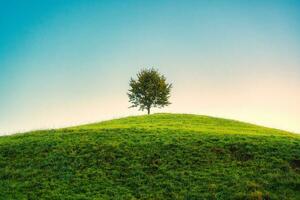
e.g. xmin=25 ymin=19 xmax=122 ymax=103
xmin=128 ymin=68 xmax=172 ymax=114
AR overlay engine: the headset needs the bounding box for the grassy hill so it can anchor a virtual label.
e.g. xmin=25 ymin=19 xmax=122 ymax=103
xmin=0 ymin=113 xmax=299 ymax=199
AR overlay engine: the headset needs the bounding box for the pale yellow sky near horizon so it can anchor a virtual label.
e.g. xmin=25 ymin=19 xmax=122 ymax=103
xmin=1 ymin=73 xmax=299 ymax=136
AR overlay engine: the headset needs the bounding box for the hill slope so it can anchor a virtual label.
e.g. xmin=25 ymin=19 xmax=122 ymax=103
xmin=0 ymin=114 xmax=299 ymax=199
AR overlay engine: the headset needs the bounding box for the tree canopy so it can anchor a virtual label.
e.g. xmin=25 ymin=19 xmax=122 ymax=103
xmin=128 ymin=68 xmax=172 ymax=114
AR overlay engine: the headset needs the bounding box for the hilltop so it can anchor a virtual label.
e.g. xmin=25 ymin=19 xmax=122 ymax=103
xmin=0 ymin=114 xmax=299 ymax=199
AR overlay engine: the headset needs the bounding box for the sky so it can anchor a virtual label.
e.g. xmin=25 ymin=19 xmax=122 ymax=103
xmin=0 ymin=0 xmax=300 ymax=135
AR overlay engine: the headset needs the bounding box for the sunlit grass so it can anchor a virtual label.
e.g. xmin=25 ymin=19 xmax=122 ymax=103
xmin=0 ymin=114 xmax=299 ymax=199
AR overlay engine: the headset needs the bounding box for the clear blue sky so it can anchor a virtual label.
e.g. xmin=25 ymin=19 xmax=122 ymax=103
xmin=1 ymin=0 xmax=300 ymax=134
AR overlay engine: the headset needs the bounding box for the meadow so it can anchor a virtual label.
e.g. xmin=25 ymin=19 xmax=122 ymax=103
xmin=0 ymin=114 xmax=299 ymax=199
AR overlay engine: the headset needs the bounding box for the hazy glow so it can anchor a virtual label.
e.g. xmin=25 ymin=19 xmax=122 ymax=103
xmin=0 ymin=0 xmax=300 ymax=135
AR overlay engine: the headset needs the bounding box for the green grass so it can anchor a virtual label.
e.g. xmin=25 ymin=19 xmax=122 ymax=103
xmin=0 ymin=113 xmax=299 ymax=199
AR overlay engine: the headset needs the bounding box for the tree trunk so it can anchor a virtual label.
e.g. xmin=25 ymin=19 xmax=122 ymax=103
xmin=147 ymin=107 xmax=150 ymax=115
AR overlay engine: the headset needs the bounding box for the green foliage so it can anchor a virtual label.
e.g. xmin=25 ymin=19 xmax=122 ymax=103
xmin=128 ymin=68 xmax=172 ymax=114
xmin=0 ymin=114 xmax=299 ymax=199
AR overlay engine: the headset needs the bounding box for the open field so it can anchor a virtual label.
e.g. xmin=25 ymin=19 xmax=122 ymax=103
xmin=0 ymin=114 xmax=299 ymax=199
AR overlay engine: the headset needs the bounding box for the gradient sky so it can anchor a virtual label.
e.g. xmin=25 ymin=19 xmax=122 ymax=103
xmin=1 ymin=0 xmax=300 ymax=135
